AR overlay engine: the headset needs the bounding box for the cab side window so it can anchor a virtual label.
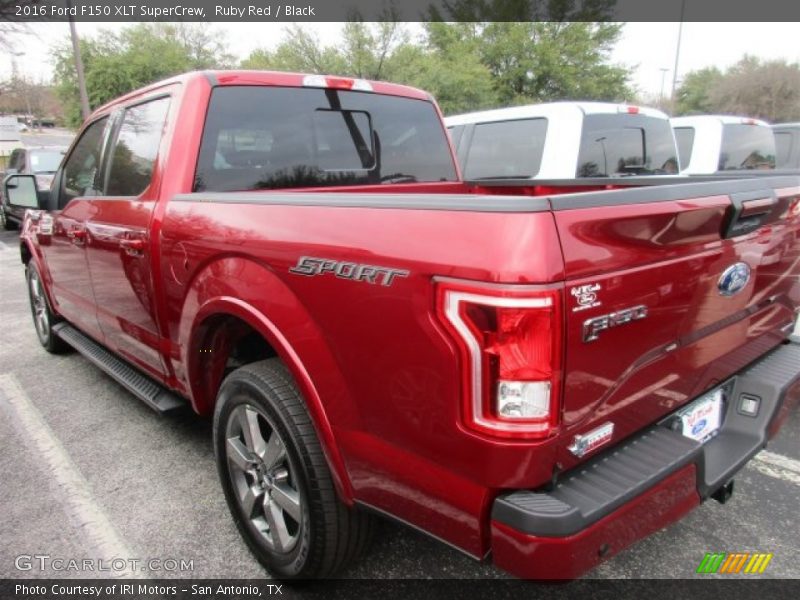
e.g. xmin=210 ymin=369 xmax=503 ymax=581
xmin=59 ymin=117 xmax=109 ymax=209
xmin=106 ymin=97 xmax=170 ymax=197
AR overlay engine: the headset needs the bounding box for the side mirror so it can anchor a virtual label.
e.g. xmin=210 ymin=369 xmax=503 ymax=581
xmin=3 ymin=174 xmax=42 ymax=209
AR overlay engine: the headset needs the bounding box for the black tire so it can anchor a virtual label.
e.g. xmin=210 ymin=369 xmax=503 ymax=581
xmin=213 ymin=359 xmax=374 ymax=579
xmin=26 ymin=263 xmax=69 ymax=353
xmin=1 ymin=208 xmax=16 ymax=230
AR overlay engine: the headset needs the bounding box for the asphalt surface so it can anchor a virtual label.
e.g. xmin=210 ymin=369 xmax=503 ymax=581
xmin=19 ymin=129 xmax=75 ymax=149
xmin=0 ymin=226 xmax=798 ymax=582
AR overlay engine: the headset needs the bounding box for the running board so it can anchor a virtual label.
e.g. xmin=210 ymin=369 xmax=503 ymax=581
xmin=52 ymin=323 xmax=186 ymax=414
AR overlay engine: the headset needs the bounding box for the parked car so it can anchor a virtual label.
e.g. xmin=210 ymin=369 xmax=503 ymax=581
xmin=445 ymin=102 xmax=680 ymax=179
xmin=1 ymin=146 xmax=66 ymax=229
xmin=6 ymin=71 xmax=800 ymax=581
xmin=671 ymin=115 xmax=776 ymax=175
xmin=774 ymin=123 xmax=800 ymax=169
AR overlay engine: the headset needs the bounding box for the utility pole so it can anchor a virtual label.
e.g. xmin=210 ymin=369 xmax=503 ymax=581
xmin=669 ymin=0 xmax=686 ymax=115
xmin=66 ymin=0 xmax=90 ymax=122
xmin=659 ymin=67 xmax=669 ymax=104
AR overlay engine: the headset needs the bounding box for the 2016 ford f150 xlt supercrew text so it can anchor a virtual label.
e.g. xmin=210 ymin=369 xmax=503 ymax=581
xmin=5 ymin=71 xmax=800 ymax=580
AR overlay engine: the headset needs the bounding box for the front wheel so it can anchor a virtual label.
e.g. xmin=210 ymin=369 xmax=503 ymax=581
xmin=26 ymin=263 xmax=68 ymax=353
xmin=213 ymin=359 xmax=373 ymax=578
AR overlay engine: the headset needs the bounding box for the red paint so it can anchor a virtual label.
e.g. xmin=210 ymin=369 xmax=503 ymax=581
xmin=17 ymin=71 xmax=800 ymax=576
xmin=490 ymin=465 xmax=701 ymax=580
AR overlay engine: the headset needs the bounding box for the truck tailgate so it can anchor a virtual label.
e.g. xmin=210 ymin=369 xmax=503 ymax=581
xmin=552 ymin=177 xmax=800 ymax=467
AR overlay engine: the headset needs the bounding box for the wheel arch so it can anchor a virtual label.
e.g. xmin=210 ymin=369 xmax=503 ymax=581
xmin=179 ymin=257 xmax=355 ymax=503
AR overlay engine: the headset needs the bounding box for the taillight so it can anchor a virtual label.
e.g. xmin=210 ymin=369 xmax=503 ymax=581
xmin=436 ymin=279 xmax=563 ymax=440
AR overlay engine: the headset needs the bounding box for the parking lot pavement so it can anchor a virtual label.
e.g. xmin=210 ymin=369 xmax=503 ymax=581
xmin=1 ymin=226 xmax=798 ymax=581
xmin=20 ymin=129 xmax=75 ymax=148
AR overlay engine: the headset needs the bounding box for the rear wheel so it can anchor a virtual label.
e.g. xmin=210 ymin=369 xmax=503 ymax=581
xmin=26 ymin=263 xmax=68 ymax=353
xmin=213 ymin=359 xmax=373 ymax=578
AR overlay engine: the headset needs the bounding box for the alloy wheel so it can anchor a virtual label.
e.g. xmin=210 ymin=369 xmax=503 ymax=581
xmin=224 ymin=403 xmax=303 ymax=554
xmin=29 ymin=269 xmax=50 ymax=343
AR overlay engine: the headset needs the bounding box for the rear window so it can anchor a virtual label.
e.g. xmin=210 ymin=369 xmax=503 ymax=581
xmin=462 ymin=118 xmax=547 ymax=179
xmin=577 ymin=114 xmax=679 ymax=177
xmin=774 ymin=131 xmax=794 ymax=168
xmin=673 ymin=127 xmax=695 ymax=170
xmin=195 ymin=86 xmax=457 ymax=192
xmin=719 ymin=124 xmax=776 ymax=171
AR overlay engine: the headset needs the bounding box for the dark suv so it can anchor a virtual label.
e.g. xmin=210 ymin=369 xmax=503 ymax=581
xmin=1 ymin=146 xmax=66 ymax=229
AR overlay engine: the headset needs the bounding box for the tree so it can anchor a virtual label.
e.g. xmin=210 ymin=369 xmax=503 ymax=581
xmin=709 ymin=56 xmax=800 ymax=122
xmin=0 ymin=0 xmax=36 ymax=51
xmin=242 ymin=22 xmax=408 ymax=80
xmin=243 ymin=19 xmax=630 ymax=115
xmin=426 ymin=0 xmax=617 ymax=21
xmin=677 ymin=57 xmax=800 ymax=121
xmin=52 ymin=24 xmax=235 ymax=127
xmin=426 ymin=22 xmax=632 ymax=106
xmin=675 ymin=67 xmax=723 ymax=115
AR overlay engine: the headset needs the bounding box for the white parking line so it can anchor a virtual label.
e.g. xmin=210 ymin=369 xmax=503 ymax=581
xmin=0 ymin=373 xmax=139 ymax=578
xmin=749 ymin=449 xmax=800 ymax=486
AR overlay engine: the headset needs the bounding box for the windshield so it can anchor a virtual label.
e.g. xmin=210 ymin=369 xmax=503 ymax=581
xmin=195 ymin=86 xmax=458 ymax=192
xmin=719 ymin=124 xmax=776 ymax=170
xmin=577 ymin=114 xmax=679 ymax=177
xmin=30 ymin=150 xmax=64 ymax=173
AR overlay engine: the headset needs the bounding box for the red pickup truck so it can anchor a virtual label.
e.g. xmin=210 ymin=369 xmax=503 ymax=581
xmin=6 ymin=71 xmax=800 ymax=580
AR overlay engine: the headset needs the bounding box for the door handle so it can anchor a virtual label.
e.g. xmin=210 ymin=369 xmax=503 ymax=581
xmin=66 ymin=228 xmax=86 ymax=244
xmin=119 ymin=238 xmax=146 ymax=255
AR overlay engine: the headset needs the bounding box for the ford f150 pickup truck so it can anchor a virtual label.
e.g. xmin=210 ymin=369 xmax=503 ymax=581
xmin=6 ymin=70 xmax=800 ymax=580
xmin=445 ymin=102 xmax=680 ymax=178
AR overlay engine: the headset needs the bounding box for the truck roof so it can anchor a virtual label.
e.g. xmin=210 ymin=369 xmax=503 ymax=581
xmin=671 ymin=115 xmax=772 ymax=128
xmin=92 ymin=70 xmax=433 ymax=117
xmin=444 ymin=101 xmax=668 ymax=127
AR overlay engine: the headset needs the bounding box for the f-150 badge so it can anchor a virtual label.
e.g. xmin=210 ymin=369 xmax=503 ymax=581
xmin=583 ymin=305 xmax=648 ymax=342
xmin=289 ymin=256 xmax=409 ymax=287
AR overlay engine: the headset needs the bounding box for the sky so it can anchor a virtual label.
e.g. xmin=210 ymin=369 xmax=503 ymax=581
xmin=2 ymin=22 xmax=798 ymax=99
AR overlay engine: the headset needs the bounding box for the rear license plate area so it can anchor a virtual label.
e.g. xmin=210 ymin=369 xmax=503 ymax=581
xmin=665 ymin=387 xmax=726 ymax=443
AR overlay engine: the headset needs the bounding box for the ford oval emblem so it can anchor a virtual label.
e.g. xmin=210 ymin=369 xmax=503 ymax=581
xmin=692 ymin=419 xmax=707 ymax=436
xmin=718 ymin=262 xmax=751 ymax=297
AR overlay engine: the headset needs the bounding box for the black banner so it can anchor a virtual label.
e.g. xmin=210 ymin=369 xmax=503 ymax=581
xmin=4 ymin=579 xmax=800 ymax=600
xmin=2 ymin=0 xmax=800 ymax=22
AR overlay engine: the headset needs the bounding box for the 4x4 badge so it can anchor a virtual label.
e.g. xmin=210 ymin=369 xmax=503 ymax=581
xmin=568 ymin=422 xmax=615 ymax=458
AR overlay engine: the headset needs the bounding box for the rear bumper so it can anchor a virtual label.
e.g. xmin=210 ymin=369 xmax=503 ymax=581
xmin=491 ymin=340 xmax=800 ymax=580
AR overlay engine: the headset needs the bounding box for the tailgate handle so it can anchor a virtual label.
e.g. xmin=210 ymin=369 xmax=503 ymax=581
xmin=722 ymin=190 xmax=778 ymax=239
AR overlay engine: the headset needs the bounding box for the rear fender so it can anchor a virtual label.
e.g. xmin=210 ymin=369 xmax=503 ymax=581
xmin=178 ymin=256 xmax=355 ymax=503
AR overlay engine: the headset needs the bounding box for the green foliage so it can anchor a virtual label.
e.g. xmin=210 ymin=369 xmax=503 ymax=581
xmin=242 ymin=20 xmax=632 ymax=115
xmin=53 ymin=18 xmax=632 ymax=125
xmin=677 ymin=56 xmax=800 ymax=121
xmin=426 ymin=0 xmax=617 ymax=21
xmin=675 ymin=67 xmax=723 ymax=115
xmin=53 ymin=24 xmax=235 ymax=127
